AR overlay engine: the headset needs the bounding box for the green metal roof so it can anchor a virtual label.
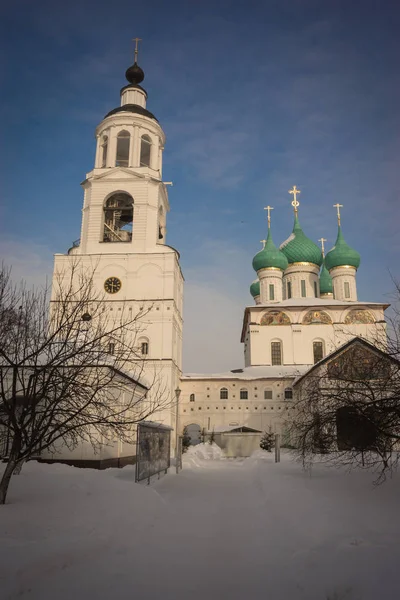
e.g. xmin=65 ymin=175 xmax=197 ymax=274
xmin=325 ymin=226 xmax=361 ymax=271
xmin=250 ymin=279 xmax=260 ymax=298
xmin=319 ymin=261 xmax=333 ymax=294
xmin=252 ymin=229 xmax=288 ymax=272
xmin=279 ymin=215 xmax=323 ymax=267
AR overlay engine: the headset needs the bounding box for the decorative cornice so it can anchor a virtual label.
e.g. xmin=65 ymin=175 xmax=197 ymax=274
xmin=330 ymin=265 xmax=357 ymax=271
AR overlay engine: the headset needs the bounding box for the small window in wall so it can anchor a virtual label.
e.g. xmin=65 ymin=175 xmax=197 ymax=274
xmin=140 ymin=135 xmax=152 ymax=167
xmin=269 ymin=284 xmax=275 ymax=301
xmin=101 ymin=135 xmax=108 ymax=168
xmin=301 ymin=280 xmax=306 ymax=298
xmin=271 ymin=341 xmax=282 ymax=366
xmin=284 ymin=388 xmax=293 ymax=400
xmin=240 ymin=389 xmax=248 ymax=400
xmin=344 ymin=281 xmax=350 ymax=299
xmin=108 ymin=342 xmax=115 ymax=355
xmin=116 ymin=130 xmax=130 ymax=167
xmin=264 ymin=389 xmax=273 ymax=400
xmin=287 ymin=282 xmax=292 ymax=299
xmin=141 ymin=342 xmax=149 ymax=356
xmin=220 ymin=388 xmax=228 ymax=400
xmin=313 ymin=341 xmax=324 ymax=364
xmin=314 ymin=281 xmax=318 ymax=297
xmin=190 ymin=394 xmax=195 ymax=402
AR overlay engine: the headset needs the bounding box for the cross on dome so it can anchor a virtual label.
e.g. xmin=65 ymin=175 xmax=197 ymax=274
xmin=289 ymin=186 xmax=300 ymax=214
xmin=333 ymin=203 xmax=343 ymax=226
xmin=132 ymin=37 xmax=142 ymax=63
xmin=263 ymin=205 xmax=274 ymax=228
xmin=260 ymin=239 xmax=266 ymax=248
xmin=318 ymin=237 xmax=327 ymax=257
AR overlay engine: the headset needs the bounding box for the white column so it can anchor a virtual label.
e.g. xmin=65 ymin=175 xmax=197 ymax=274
xmin=133 ymin=126 xmax=140 ymax=167
xmin=107 ymin=127 xmax=118 ymax=168
xmin=128 ymin=126 xmax=135 ymax=167
xmin=94 ymin=135 xmax=101 ymax=168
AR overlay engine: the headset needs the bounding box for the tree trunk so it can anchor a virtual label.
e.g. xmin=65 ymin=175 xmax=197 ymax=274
xmin=0 ymin=435 xmax=21 ymax=505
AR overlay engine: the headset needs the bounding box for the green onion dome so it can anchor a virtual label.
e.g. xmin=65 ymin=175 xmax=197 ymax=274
xmin=252 ymin=229 xmax=289 ymax=272
xmin=325 ymin=227 xmax=361 ymax=271
xmin=319 ymin=261 xmax=333 ymax=294
xmin=279 ymin=215 xmax=323 ymax=267
xmin=250 ymin=279 xmax=260 ymax=298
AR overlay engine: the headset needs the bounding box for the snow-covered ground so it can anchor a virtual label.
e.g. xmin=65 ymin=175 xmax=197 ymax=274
xmin=1 ymin=450 xmax=400 ymax=600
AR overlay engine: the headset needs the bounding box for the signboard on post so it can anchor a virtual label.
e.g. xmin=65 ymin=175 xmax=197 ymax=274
xmin=135 ymin=422 xmax=172 ymax=483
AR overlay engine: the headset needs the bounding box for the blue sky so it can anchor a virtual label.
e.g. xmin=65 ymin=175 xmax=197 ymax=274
xmin=1 ymin=0 xmax=399 ymax=371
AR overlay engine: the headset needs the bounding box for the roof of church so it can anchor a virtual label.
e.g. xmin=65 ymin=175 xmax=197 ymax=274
xmin=280 ymin=215 xmax=323 ymax=267
xmin=182 ymin=365 xmax=311 ymax=380
xmin=250 ymin=279 xmax=260 ymax=298
xmin=293 ymin=336 xmax=400 ymax=387
xmin=319 ymin=261 xmax=333 ymax=294
xmin=104 ymin=104 xmax=158 ymax=122
xmin=252 ymin=228 xmax=288 ymax=272
xmin=325 ymin=226 xmax=361 ymax=271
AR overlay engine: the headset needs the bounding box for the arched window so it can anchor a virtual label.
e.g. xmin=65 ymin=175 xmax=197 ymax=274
xmin=101 ymin=135 xmax=108 ymax=168
xmin=220 ymin=387 xmax=228 ymax=400
xmin=103 ymin=193 xmax=133 ymax=242
xmin=271 ymin=341 xmax=282 ymax=365
xmin=141 ymin=341 xmax=149 ymax=356
xmin=190 ymin=393 xmax=195 ymax=402
xmin=284 ymin=388 xmax=293 ymax=400
xmin=313 ymin=340 xmax=324 ymax=364
xmin=240 ymin=388 xmax=248 ymax=400
xmin=116 ymin=130 xmax=130 ymax=167
xmin=140 ymin=135 xmax=152 ymax=167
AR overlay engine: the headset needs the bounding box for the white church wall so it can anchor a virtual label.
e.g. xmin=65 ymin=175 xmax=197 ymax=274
xmin=179 ymin=377 xmax=294 ymax=438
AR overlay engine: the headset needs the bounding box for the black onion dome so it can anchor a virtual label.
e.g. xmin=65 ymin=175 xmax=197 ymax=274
xmin=125 ymin=62 xmax=145 ymax=85
xmin=104 ymin=104 xmax=158 ymax=122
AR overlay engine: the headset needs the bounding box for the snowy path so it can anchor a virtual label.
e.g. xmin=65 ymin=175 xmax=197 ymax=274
xmin=1 ymin=455 xmax=400 ymax=599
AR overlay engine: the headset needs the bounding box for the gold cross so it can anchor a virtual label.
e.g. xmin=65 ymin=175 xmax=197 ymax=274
xmin=260 ymin=239 xmax=266 ymax=248
xmin=264 ymin=205 xmax=274 ymax=227
xmin=333 ymin=203 xmax=343 ymax=226
xmin=289 ymin=185 xmax=300 ymax=213
xmin=318 ymin=237 xmax=327 ymax=257
xmin=132 ymin=37 xmax=142 ymax=63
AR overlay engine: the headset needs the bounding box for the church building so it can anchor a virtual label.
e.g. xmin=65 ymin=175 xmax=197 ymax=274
xmin=47 ymin=48 xmax=389 ymax=461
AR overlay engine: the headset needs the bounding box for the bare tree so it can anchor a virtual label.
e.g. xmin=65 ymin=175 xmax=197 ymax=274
xmin=288 ymin=338 xmax=400 ymax=483
xmin=0 ymin=262 xmax=170 ymax=504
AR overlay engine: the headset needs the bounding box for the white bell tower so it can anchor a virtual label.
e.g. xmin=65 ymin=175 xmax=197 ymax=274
xmin=52 ymin=42 xmax=183 ymax=430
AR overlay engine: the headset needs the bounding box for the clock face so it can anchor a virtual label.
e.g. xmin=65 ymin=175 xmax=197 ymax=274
xmin=104 ymin=277 xmax=122 ymax=294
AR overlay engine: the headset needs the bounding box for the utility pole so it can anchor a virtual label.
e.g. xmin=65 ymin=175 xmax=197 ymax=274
xmin=175 ymin=387 xmax=181 ymax=474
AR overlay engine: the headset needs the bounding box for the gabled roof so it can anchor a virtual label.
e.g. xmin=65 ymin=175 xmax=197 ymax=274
xmin=293 ymin=337 xmax=399 ymax=387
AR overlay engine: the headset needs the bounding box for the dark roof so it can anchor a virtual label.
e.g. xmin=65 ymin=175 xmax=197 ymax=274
xmin=104 ymin=104 xmax=158 ymax=122
xmin=120 ymin=83 xmax=148 ymax=98
xmin=293 ymin=336 xmax=400 ymax=387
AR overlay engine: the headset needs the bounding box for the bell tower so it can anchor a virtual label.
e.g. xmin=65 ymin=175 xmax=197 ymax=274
xmin=52 ymin=43 xmax=183 ymax=429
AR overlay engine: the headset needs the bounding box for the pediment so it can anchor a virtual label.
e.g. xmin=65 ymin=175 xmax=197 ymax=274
xmin=92 ymin=168 xmax=145 ymax=182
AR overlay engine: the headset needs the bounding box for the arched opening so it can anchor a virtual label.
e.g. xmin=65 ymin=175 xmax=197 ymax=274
xmin=220 ymin=387 xmax=228 ymax=400
xmin=185 ymin=423 xmax=202 ymax=446
xmin=271 ymin=340 xmax=282 ymax=366
xmin=313 ymin=340 xmax=324 ymax=364
xmin=115 ymin=130 xmax=130 ymax=167
xmin=140 ymin=135 xmax=152 ymax=167
xmin=100 ymin=135 xmax=108 ymax=168
xmin=240 ymin=388 xmax=248 ymax=400
xmin=103 ymin=193 xmax=133 ymax=243
xmin=190 ymin=393 xmax=195 ymax=402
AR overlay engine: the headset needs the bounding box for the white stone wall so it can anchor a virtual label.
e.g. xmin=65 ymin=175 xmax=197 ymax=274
xmin=258 ymin=269 xmax=283 ymax=303
xmin=243 ymin=304 xmax=387 ymax=367
xmin=179 ymin=377 xmax=295 ymax=435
